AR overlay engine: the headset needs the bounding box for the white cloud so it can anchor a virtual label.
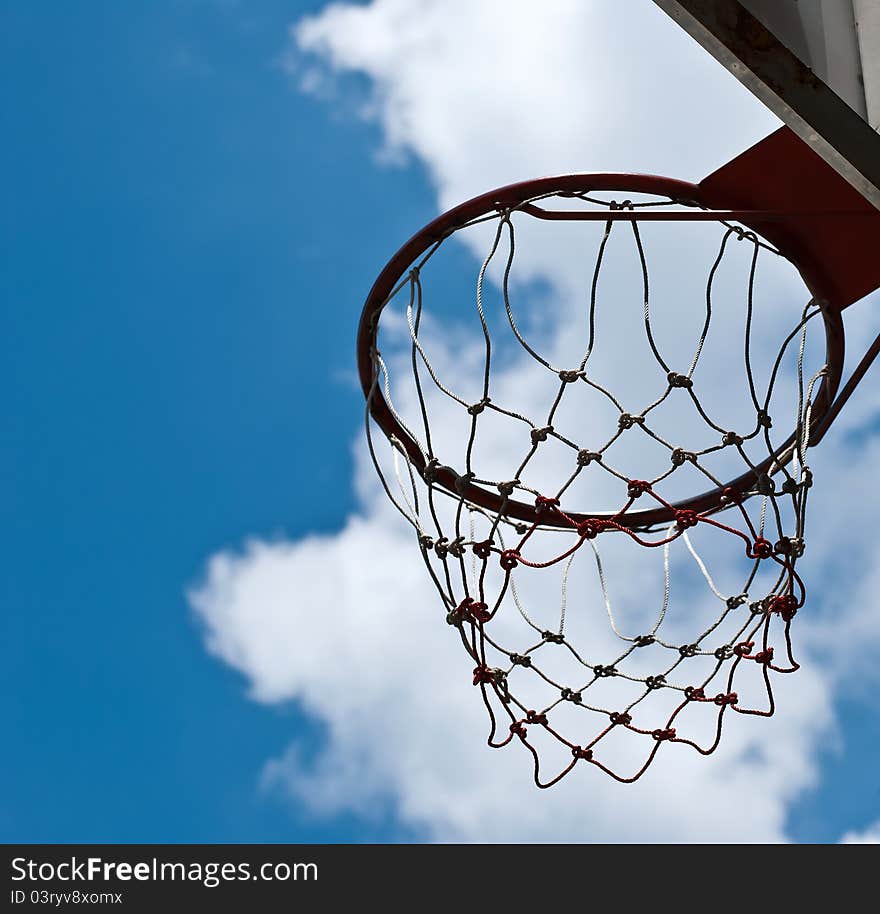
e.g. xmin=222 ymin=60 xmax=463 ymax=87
xmin=841 ymin=820 xmax=880 ymax=844
xmin=191 ymin=517 xmax=838 ymax=842
xmin=291 ymin=0 xmax=779 ymax=202
xmin=190 ymin=0 xmax=880 ymax=841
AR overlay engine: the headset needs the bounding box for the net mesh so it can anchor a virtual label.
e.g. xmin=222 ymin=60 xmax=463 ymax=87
xmin=364 ymin=190 xmax=826 ymax=785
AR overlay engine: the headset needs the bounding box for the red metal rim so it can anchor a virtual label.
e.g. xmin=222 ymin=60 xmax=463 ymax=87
xmin=357 ymin=173 xmax=844 ymax=529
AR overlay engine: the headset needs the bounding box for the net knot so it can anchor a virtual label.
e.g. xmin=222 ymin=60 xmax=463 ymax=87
xmin=526 ymin=710 xmax=548 ymax=726
xmin=454 ymin=472 xmax=475 ymax=495
xmin=773 ymin=537 xmax=793 ymax=556
xmin=627 ymin=479 xmax=652 ymax=498
xmin=652 ymin=728 xmax=676 ymax=742
xmin=558 ymin=369 xmax=582 ymax=383
xmin=421 ymin=457 xmax=440 ymax=483
xmin=714 ymin=645 xmax=734 ymax=660
xmin=561 ymin=687 xmax=583 ymax=704
xmin=534 ymin=494 xmax=560 ymax=514
xmin=667 ymin=371 xmax=693 ymax=389
xmin=753 ymin=647 xmax=774 ymax=665
xmin=572 ymin=746 xmax=593 ymax=761
xmin=670 ymin=448 xmax=695 ymax=467
xmin=645 ymin=675 xmax=666 ymax=690
xmin=576 ymin=449 xmax=601 ymax=467
xmin=434 ymin=537 xmax=449 ymax=559
xmin=510 ymin=721 xmax=527 ymax=739
xmin=472 ymin=665 xmax=495 ymax=685
xmin=496 ymin=479 xmax=519 ymax=497
xmin=576 ymin=518 xmax=606 ymax=539
xmin=473 ymin=539 xmax=494 ymax=559
xmin=446 ymin=607 xmax=463 ymax=626
xmin=749 ymin=537 xmax=774 ymax=559
xmin=675 ymin=509 xmax=699 ymax=531
xmin=509 ymin=652 xmax=532 ymax=667
xmin=685 ymin=686 xmax=706 ymax=701
xmin=467 ymin=397 xmax=490 ymax=416
xmin=769 ymin=594 xmax=799 ymax=622
xmin=755 ymin=474 xmax=775 ymax=495
xmin=757 ymin=409 xmax=773 ymax=429
xmin=594 ymin=664 xmax=617 ymax=678
xmin=726 ymin=594 xmax=747 ymax=610
xmin=542 ymin=630 xmax=565 ymax=644
xmin=714 ymin=691 xmax=739 ymax=707
xmin=459 ymin=597 xmax=491 ymax=625
xmin=499 ymin=549 xmax=520 ymax=570
xmin=722 ymin=430 xmax=743 ymax=446
xmin=530 ymin=425 xmax=553 ymax=444
xmin=447 ymin=536 xmax=465 ymax=558
xmin=720 ymin=486 xmax=741 ymax=505
xmin=678 ymin=643 xmax=698 ymax=657
xmin=609 ymin=711 xmax=632 ymax=726
xmin=635 ymin=634 xmax=655 ymax=647
xmin=418 ymin=534 xmax=435 ymax=551
xmin=733 ymin=641 xmax=754 ymax=658
xmin=618 ymin=413 xmax=644 ymax=430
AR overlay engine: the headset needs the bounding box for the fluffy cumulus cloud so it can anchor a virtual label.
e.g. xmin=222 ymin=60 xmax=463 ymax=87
xmin=190 ymin=0 xmax=880 ymax=841
xmin=841 ymin=820 xmax=880 ymax=844
xmin=290 ymin=0 xmax=777 ymax=197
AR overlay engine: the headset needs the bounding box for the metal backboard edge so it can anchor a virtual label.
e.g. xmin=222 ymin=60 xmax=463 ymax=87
xmin=653 ymin=0 xmax=880 ymax=211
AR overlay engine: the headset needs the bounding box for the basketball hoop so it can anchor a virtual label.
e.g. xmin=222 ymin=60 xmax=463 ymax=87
xmin=358 ymin=130 xmax=880 ymax=784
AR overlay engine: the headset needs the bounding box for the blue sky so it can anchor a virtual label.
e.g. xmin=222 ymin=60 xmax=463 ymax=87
xmin=3 ymin=1 xmax=879 ymax=843
xmin=2 ymin=0 xmax=429 ymax=842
